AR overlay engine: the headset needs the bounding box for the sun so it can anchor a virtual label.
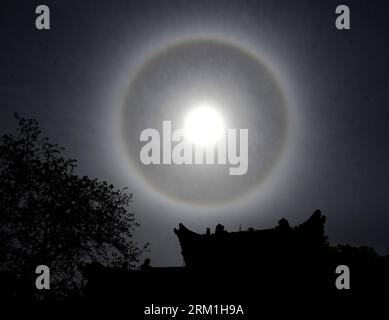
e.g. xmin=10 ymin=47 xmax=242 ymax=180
xmin=184 ymin=104 xmax=224 ymax=146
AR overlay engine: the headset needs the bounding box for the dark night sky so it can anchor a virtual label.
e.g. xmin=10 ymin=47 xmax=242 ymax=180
xmin=1 ymin=0 xmax=389 ymax=266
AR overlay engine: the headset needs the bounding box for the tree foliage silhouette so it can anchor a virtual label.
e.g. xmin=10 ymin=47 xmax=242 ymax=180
xmin=0 ymin=114 xmax=146 ymax=298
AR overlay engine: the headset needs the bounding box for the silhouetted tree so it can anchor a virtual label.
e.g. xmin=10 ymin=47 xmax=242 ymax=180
xmin=0 ymin=114 xmax=146 ymax=298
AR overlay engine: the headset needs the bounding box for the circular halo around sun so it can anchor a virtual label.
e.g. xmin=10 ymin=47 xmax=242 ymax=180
xmin=121 ymin=38 xmax=287 ymax=207
xmin=184 ymin=104 xmax=224 ymax=146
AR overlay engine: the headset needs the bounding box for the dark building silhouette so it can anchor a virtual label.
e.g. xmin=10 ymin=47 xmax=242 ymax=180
xmin=174 ymin=210 xmax=327 ymax=271
xmin=83 ymin=210 xmax=389 ymax=300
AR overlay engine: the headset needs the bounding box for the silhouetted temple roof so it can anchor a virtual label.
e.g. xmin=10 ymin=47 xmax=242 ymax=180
xmin=175 ymin=209 xmax=325 ymax=239
xmin=174 ymin=210 xmax=327 ymax=268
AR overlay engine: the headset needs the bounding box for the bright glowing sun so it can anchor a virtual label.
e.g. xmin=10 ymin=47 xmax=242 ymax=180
xmin=184 ymin=104 xmax=224 ymax=146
